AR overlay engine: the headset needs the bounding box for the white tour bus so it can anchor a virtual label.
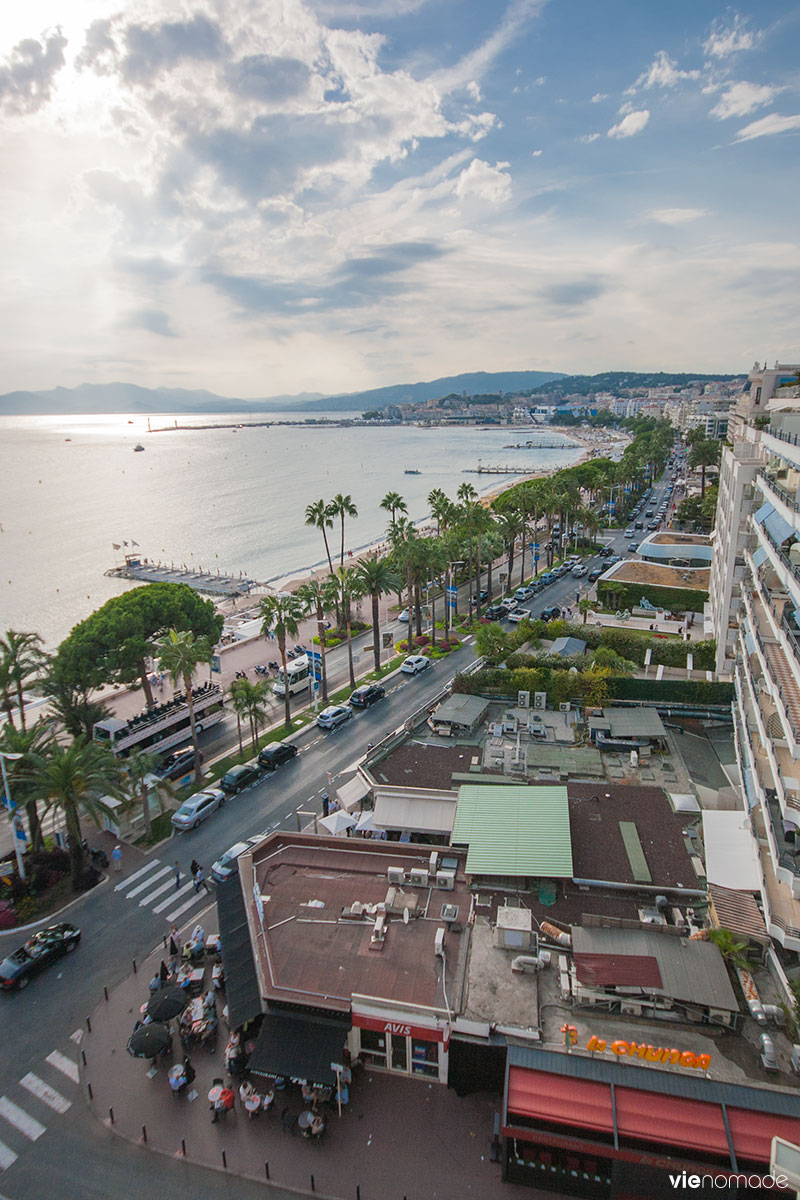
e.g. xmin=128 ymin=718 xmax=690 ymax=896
xmin=273 ymin=655 xmax=311 ymax=697
xmin=93 ymin=683 xmax=225 ymax=759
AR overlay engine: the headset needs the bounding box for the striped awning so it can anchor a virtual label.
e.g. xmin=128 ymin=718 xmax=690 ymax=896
xmin=764 ymin=510 xmax=795 ymax=545
xmin=753 ymin=501 xmax=775 ymax=526
xmin=751 ymin=546 xmax=767 ymax=568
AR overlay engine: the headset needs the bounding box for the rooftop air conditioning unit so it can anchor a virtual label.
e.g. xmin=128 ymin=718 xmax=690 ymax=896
xmin=409 ymin=868 xmax=429 ymax=887
xmin=428 ymin=851 xmax=439 ymax=875
xmin=559 ymin=702 xmax=571 ymax=713
xmin=436 ymin=870 xmax=455 ymax=891
xmin=387 ymin=867 xmax=406 ymax=885
xmin=434 ymin=927 xmax=446 ymax=958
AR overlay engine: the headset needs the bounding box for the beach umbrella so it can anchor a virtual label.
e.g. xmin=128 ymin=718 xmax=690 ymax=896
xmin=319 ymin=811 xmax=356 ymax=836
xmin=127 ymin=1022 xmax=171 ymax=1058
xmin=355 ymin=810 xmax=375 ymax=833
xmin=146 ymin=986 xmax=188 ymax=1022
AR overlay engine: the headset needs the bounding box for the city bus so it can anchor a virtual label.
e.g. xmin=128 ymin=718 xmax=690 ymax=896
xmin=92 ymin=682 xmax=225 ymax=759
xmin=273 ymin=655 xmax=311 ymax=698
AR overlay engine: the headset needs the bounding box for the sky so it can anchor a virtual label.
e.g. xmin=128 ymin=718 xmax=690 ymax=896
xmin=1 ymin=0 xmax=799 ymax=398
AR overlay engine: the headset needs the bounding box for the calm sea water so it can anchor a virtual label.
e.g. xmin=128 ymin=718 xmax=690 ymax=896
xmin=0 ymin=412 xmax=582 ymax=648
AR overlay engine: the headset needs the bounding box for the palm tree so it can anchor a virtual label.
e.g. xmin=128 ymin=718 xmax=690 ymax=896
xmin=577 ymin=597 xmax=595 ymax=625
xmin=155 ymin=629 xmax=213 ymax=783
xmin=27 ymin=739 xmax=124 ymax=890
xmin=328 ymin=493 xmax=358 ymax=568
xmin=493 ymin=508 xmax=521 ymax=595
xmin=43 ymin=671 xmax=111 ymax=741
xmin=296 ymin=577 xmax=338 ymax=705
xmin=258 ymin=593 xmax=306 ymax=730
xmin=0 ymin=717 xmax=54 ymax=853
xmin=305 ymin=500 xmax=336 ymax=576
xmin=230 ymin=678 xmax=270 ymax=751
xmin=387 ymin=516 xmax=417 ymax=618
xmin=329 ymin=568 xmax=363 ymax=688
xmin=457 ymin=482 xmax=479 ymax=621
xmin=0 ymin=630 xmax=45 ymax=730
xmin=380 ymin=492 xmax=407 ymax=527
xmin=688 ymin=438 xmax=721 ymax=498
xmin=427 ymin=488 xmax=452 ymax=537
xmin=230 ymin=678 xmax=250 ymax=755
xmin=419 ymin=539 xmax=447 ymax=649
xmin=124 ymin=749 xmax=172 ymax=841
xmin=353 ymin=557 xmax=401 ymax=672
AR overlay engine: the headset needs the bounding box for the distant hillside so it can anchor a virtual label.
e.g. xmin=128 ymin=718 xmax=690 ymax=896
xmin=528 ymin=371 xmax=743 ymax=397
xmin=0 ymin=382 xmax=326 ymax=416
xmin=308 ymin=369 xmax=565 ymax=412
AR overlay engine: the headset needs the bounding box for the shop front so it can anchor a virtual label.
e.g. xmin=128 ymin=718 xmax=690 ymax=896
xmin=351 ymin=1000 xmax=449 ymax=1083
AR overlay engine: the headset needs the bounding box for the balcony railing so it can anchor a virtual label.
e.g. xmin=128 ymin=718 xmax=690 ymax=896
xmin=767 ymin=425 xmax=800 ymax=447
xmin=757 ymin=518 xmax=800 ymax=591
xmin=740 ymin=593 xmax=800 ymax=746
xmin=757 ymin=468 xmax=800 ymax=515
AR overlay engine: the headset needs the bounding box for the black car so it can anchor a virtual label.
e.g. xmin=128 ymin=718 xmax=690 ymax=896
xmin=349 ymin=684 xmax=386 ymax=709
xmin=485 ymin=603 xmax=507 ymax=620
xmin=220 ymin=763 xmax=261 ymax=794
xmin=158 ymin=746 xmax=203 ymax=780
xmin=541 ymin=605 xmax=562 ymax=621
xmin=258 ymin=741 xmax=298 ymax=769
xmin=0 ymin=923 xmax=81 ymax=991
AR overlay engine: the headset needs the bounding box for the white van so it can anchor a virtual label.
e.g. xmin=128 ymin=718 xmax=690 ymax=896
xmin=273 ymin=655 xmax=311 ymax=697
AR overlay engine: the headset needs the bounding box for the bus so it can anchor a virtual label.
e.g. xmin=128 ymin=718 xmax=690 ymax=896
xmin=93 ymin=682 xmax=225 ymax=759
xmin=273 ymin=655 xmax=311 ymax=698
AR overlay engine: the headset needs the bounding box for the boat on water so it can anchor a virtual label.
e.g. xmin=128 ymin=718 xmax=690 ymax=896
xmin=133 ymin=444 xmax=145 ymax=452
xmin=404 ymin=468 xmax=421 ymax=475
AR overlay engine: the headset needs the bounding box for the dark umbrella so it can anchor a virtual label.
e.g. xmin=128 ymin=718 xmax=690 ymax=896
xmin=127 ymin=1022 xmax=171 ymax=1058
xmin=146 ymin=986 xmax=188 ymax=1022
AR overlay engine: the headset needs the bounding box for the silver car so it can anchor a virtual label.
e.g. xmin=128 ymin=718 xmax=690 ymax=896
xmin=171 ymin=788 xmax=225 ymax=832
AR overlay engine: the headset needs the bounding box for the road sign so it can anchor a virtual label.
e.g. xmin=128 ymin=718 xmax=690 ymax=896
xmin=308 ymin=649 xmax=322 ymax=661
xmin=210 ymin=654 xmax=221 ymax=674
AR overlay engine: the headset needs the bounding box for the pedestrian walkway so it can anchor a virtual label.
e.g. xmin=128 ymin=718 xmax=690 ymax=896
xmin=114 ymin=859 xmax=213 ymax=925
xmin=0 ymin=1042 xmax=79 ymax=1174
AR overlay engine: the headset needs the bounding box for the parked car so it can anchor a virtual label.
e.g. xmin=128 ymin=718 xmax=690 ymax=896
xmin=539 ymin=573 xmax=556 ymax=585
xmin=634 ymin=521 xmax=644 ymax=530
xmin=316 ymin=704 xmax=354 ymax=730
xmin=397 ymin=608 xmax=410 ymax=622
xmin=540 ymin=605 xmax=561 ymax=621
xmin=349 ymin=684 xmax=386 ymax=708
xmin=171 ymin=788 xmax=226 ymax=831
xmin=485 ymin=604 xmax=507 ymax=620
xmin=588 ymin=567 xmax=604 ymax=581
xmin=502 ymin=597 xmax=519 ymax=611
xmin=507 ymin=608 xmax=531 ymax=623
xmin=515 ymin=586 xmax=534 ymax=601
xmin=624 ymin=529 xmax=634 ymax=538
xmin=220 ymin=763 xmax=260 ymax=794
xmin=211 ymin=836 xmax=265 ymax=883
xmin=0 ymin=924 xmax=81 ymax=991
xmin=472 ymin=589 xmax=489 ymax=603
xmin=401 ymin=655 xmax=431 ymax=675
xmin=158 ymin=746 xmax=203 ymax=781
xmin=258 ymin=741 xmax=299 ymax=769
xmin=571 ymin=565 xmax=588 ymax=578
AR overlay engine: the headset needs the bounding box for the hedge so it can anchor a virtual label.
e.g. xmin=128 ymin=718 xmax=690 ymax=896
xmin=597 ymin=579 xmax=708 ymax=614
xmin=452 ymin=668 xmax=733 ymax=708
xmin=607 ymin=677 xmax=734 ymax=705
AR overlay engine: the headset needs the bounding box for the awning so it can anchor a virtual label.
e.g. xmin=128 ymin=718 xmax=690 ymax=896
xmin=751 ymin=546 xmax=767 ymax=568
xmin=743 ymin=630 xmax=757 ymax=657
xmin=753 ymin=501 xmax=775 ymax=527
xmin=726 ymin=1107 xmax=800 ymax=1162
xmin=336 ymin=773 xmax=370 ymax=813
xmin=507 ymin=1067 xmax=613 ymax=1134
xmin=247 ymin=1011 xmax=350 ymax=1088
xmin=613 ymin=1089 xmax=729 ymax=1155
xmin=216 ymin=876 xmax=263 ymax=1030
xmin=764 ymin=510 xmax=795 ymax=545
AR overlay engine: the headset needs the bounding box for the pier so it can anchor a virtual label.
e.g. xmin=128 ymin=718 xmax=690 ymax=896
xmin=105 ymin=554 xmax=257 ymax=598
xmin=463 ymin=464 xmax=532 ymax=475
xmin=502 ymin=438 xmax=577 ymax=449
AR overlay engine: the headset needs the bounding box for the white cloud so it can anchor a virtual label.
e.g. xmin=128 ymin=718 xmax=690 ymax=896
xmin=531 ymin=148 xmax=542 ymax=156
xmin=645 ymin=208 xmax=707 ymax=225
xmin=608 ymin=109 xmax=650 ymax=139
xmin=735 ymin=113 xmax=800 ymax=142
xmin=428 ymin=0 xmax=547 ymax=92
xmin=703 ymin=14 xmax=759 ymax=59
xmin=466 ymin=79 xmax=481 ymax=102
xmin=627 ymin=50 xmax=699 ymax=94
xmin=576 ymin=132 xmax=599 ymax=143
xmin=453 ymin=158 xmax=512 ymax=204
xmin=590 ymin=92 xmax=606 ymax=104
xmin=710 ymin=81 xmax=779 ymax=119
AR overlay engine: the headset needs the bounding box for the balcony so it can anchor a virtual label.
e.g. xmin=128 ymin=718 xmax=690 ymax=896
xmin=737 ymin=647 xmax=800 ymax=820
xmin=740 ymin=587 xmax=800 ymax=748
xmin=757 ymin=467 xmax=800 ymax=516
xmin=766 ymin=798 xmax=800 ymax=884
xmin=764 ymin=426 xmax=800 ymax=472
xmin=753 ymin=807 xmax=800 ymax=951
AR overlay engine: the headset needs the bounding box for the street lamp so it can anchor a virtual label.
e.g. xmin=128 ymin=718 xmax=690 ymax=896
xmin=446 ymin=561 xmax=465 ymax=636
xmin=0 ymin=751 xmax=25 ymax=881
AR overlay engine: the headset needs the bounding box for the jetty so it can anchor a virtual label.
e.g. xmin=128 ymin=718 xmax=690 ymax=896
xmin=463 ymin=464 xmax=532 ymax=475
xmin=105 ymin=554 xmax=256 ymax=598
xmin=502 ymin=438 xmax=576 ymax=449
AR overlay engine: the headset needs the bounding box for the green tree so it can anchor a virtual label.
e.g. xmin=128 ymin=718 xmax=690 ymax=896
xmin=304 ymin=499 xmax=335 ymax=576
xmin=577 ymin=597 xmax=595 ymax=625
xmin=43 ymin=670 xmax=111 ymax=741
xmin=155 ymin=629 xmax=214 ymax=782
xmin=28 ymin=739 xmax=124 ymax=890
xmin=707 ymin=927 xmax=749 ymax=969
xmin=124 ymin=749 xmax=172 ymax=841
xmin=379 ymin=491 xmax=407 ymax=526
xmin=258 ymin=593 xmax=306 ymax=730
xmin=0 ymin=630 xmax=46 ymax=730
xmin=295 ymin=576 xmax=339 ymax=705
xmin=427 ymin=488 xmax=455 ymax=536
xmin=328 ymin=493 xmax=359 ymax=568
xmin=419 ymin=538 xmax=448 ymax=649
xmin=688 ymin=437 xmax=721 ymax=498
xmin=590 ymin=646 xmax=637 ymax=675
xmin=457 ymin=482 xmax=479 ymax=621
xmin=329 ymin=567 xmax=364 ymax=689
xmin=475 ymin=622 xmax=511 ymax=664
xmin=228 ymin=677 xmax=270 ymax=751
xmin=0 ymin=717 xmax=54 ymax=853
xmin=230 ymin=678 xmax=250 ymax=755
xmin=354 ymin=557 xmax=402 ymax=672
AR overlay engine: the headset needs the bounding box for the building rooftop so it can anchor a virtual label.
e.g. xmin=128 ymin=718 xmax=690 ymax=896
xmin=649 ymin=531 xmax=711 ymax=546
xmin=429 ymin=694 xmax=489 ymax=727
xmin=589 ymin=707 xmax=666 ymax=739
xmin=451 ymin=784 xmax=573 ymax=878
xmin=550 ymin=636 xmax=587 ymax=657
xmin=371 ymin=740 xmax=483 ymax=790
xmin=603 ymin=559 xmax=711 ymax=590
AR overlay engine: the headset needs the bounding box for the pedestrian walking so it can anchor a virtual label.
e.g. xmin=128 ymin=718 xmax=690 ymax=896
xmin=174 ymin=861 xmax=181 ymax=891
xmin=169 ymin=924 xmax=181 ymax=958
xmin=190 ymin=859 xmax=200 ymax=880
xmin=194 ymin=866 xmax=209 ymax=894
xmin=111 ymin=844 xmax=122 ymax=872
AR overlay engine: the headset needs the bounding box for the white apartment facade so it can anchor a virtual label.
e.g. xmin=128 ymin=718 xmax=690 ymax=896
xmin=710 ymin=361 xmax=800 ymax=953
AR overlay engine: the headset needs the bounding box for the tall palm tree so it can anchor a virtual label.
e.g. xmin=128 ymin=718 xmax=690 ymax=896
xmin=387 ymin=516 xmax=417 ymax=618
xmin=0 ymin=630 xmax=45 ymax=730
xmin=155 ymin=629 xmax=213 ymax=783
xmin=329 ymin=568 xmax=363 ymax=689
xmin=427 ymin=488 xmax=451 ymax=537
xmin=258 ymin=593 xmax=306 ymax=730
xmin=124 ymin=749 xmax=172 ymax=841
xmin=229 ymin=678 xmax=270 ymax=751
xmin=380 ymin=492 xmax=407 ymax=527
xmin=353 ymin=557 xmax=401 ymax=672
xmin=492 ymin=508 xmax=521 ymax=595
xmin=28 ymin=739 xmax=124 ymax=890
xmin=419 ymin=539 xmax=447 ymax=649
xmin=295 ymin=577 xmax=338 ymax=705
xmin=230 ymin=678 xmax=250 ymax=755
xmin=305 ymin=499 xmax=335 ymax=575
xmin=328 ymin=493 xmax=358 ymax=568
xmin=457 ymin=482 xmax=479 ymax=621
xmin=0 ymin=717 xmax=54 ymax=853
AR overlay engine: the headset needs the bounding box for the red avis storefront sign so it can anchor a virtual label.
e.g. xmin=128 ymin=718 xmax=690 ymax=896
xmin=353 ymin=1013 xmax=449 ymax=1046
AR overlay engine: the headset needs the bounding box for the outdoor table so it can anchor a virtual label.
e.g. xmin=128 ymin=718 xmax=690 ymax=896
xmin=207 ymin=1084 xmax=224 ymax=1105
xmin=297 ymin=1110 xmax=314 ymax=1132
xmin=243 ymin=1094 xmax=261 ymax=1118
xmin=188 ymin=968 xmax=205 ymax=995
xmin=205 ymin=935 xmax=221 ymax=956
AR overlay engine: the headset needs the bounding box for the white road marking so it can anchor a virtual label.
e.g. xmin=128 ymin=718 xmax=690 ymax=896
xmin=114 ymin=859 xmax=161 ymax=891
xmin=138 ymin=876 xmax=180 ymax=907
xmin=165 ymin=892 xmax=207 ymax=923
xmin=125 ymin=864 xmax=172 ymax=899
xmin=152 ymin=880 xmax=196 ymax=914
xmin=19 ymin=1074 xmax=71 ymax=1114
xmin=69 ymin=1030 xmax=83 ymax=1046
xmin=0 ymin=1097 xmax=46 ymax=1141
xmin=44 ymin=1051 xmax=79 ymax=1084
xmin=0 ymin=1140 xmax=18 ymax=1170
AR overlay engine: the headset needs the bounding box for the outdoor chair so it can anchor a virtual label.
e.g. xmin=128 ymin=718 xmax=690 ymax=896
xmin=281 ymin=1107 xmax=298 ymax=1135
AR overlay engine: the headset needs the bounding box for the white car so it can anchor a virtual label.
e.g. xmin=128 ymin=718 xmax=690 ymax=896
xmin=210 ymin=834 xmax=266 ymax=883
xmin=624 ymin=529 xmax=634 ymax=538
xmin=171 ymin=788 xmax=226 ymax=832
xmin=397 ymin=608 xmax=410 ymax=622
xmin=401 ymin=655 xmax=431 ymax=675
xmin=507 ymin=608 xmax=531 ymax=623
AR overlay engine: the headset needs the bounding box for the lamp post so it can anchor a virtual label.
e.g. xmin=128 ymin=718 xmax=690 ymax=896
xmin=446 ymin=561 xmax=465 ymax=636
xmin=0 ymin=751 xmax=25 ymax=881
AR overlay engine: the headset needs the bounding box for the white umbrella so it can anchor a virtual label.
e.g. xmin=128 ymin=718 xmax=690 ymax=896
xmin=355 ymin=810 xmax=375 ymax=832
xmin=319 ymin=811 xmax=356 ymax=836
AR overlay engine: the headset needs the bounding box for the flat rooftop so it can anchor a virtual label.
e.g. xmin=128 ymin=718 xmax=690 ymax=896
xmin=372 ymin=740 xmax=493 ymax=790
xmin=649 ymin=531 xmax=711 ymax=546
xmin=246 ymin=833 xmax=469 ymax=1014
xmin=604 ymin=560 xmax=710 ymax=589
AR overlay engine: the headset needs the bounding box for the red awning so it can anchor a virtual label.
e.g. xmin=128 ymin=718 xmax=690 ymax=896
xmin=726 ymin=1108 xmax=800 ymax=1163
xmin=614 ymin=1088 xmax=729 ymax=1155
xmin=507 ymin=1067 xmax=613 ymax=1133
xmin=573 ymin=952 xmax=663 ymax=988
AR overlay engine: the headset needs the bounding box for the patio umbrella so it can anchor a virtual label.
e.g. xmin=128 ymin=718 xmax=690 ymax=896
xmin=319 ymin=810 xmax=356 ymax=836
xmin=127 ymin=1022 xmax=171 ymax=1058
xmin=146 ymin=986 xmax=188 ymax=1022
xmin=355 ymin=810 xmax=375 ymax=833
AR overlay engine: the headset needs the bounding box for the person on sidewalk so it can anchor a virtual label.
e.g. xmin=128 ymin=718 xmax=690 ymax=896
xmin=174 ymin=861 xmax=181 ymax=891
xmin=168 ymin=924 xmax=181 ymax=959
xmin=212 ymin=1086 xmax=234 ymax=1123
xmin=111 ymin=845 xmax=122 ymax=872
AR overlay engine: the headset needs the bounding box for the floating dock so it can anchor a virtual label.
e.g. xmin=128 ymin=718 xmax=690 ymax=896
xmin=105 ymin=554 xmax=256 ymax=598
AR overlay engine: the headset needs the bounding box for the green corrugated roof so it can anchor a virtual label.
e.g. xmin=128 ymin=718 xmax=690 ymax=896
xmin=452 ymin=784 xmax=573 ymax=877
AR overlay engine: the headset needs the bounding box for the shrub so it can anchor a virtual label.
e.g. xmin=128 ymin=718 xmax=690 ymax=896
xmin=31 ymin=868 xmax=50 ymax=894
xmin=13 ymin=896 xmax=39 ymax=923
xmin=395 ymin=640 xmax=408 ymax=653
xmin=76 ymin=866 xmax=101 ymax=893
xmin=27 ymin=848 xmax=70 ymax=873
xmin=413 ymin=634 xmax=431 ymax=647
xmin=0 ymin=901 xmax=15 ymax=930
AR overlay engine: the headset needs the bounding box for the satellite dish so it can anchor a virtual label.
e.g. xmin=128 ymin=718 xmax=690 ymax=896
xmin=403 ymin=907 xmax=409 ymax=925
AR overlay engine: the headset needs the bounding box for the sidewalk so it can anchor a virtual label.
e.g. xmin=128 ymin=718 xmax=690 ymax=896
xmin=81 ymin=935 xmax=534 ymax=1200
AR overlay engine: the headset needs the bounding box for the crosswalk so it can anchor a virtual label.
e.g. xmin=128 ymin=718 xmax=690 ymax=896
xmin=114 ymin=858 xmax=214 ymax=922
xmin=0 ymin=1047 xmax=77 ymax=1173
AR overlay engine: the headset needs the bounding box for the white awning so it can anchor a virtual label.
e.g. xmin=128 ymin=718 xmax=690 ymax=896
xmin=336 ymin=773 xmax=371 ymax=813
xmin=372 ymin=785 xmax=458 ymax=834
xmin=701 ymin=810 xmax=761 ymax=892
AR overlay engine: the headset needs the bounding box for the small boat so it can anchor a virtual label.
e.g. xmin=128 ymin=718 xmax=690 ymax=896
xmin=404 ymin=468 xmax=421 ymax=475
xmin=133 ymin=444 xmax=145 ymax=452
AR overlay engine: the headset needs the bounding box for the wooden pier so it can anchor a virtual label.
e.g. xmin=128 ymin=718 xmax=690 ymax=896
xmin=463 ymin=464 xmax=531 ymax=475
xmin=105 ymin=554 xmax=256 ymax=598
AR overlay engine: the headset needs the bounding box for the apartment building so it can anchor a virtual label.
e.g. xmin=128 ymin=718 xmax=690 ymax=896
xmin=710 ymin=361 xmax=800 ymax=953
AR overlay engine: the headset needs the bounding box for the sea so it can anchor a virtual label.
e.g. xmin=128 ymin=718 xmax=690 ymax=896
xmin=0 ymin=412 xmax=583 ymax=649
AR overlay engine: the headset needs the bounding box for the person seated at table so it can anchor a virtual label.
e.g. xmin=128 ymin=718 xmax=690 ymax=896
xmin=310 ymin=1115 xmax=326 ymax=1138
xmin=202 ymin=989 xmax=216 ymax=1015
xmin=177 ymin=965 xmax=192 ymax=989
xmin=212 ymin=962 xmax=224 ymax=991
xmin=238 ymin=1080 xmax=255 ymax=1105
xmin=183 ymin=1055 xmax=196 ymax=1087
xmin=301 ymin=1082 xmax=314 ymax=1105
xmin=260 ymin=1088 xmax=275 ymax=1112
xmin=211 ymin=1085 xmax=234 ymax=1123
xmin=148 ymin=973 xmax=162 ymax=994
xmin=168 ymin=1065 xmax=186 ymax=1093
xmin=189 ymin=923 xmax=205 ymax=954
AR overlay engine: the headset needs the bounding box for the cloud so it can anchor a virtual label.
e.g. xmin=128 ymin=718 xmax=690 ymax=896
xmin=590 ymin=92 xmax=606 ymax=104
xmin=0 ymin=30 xmax=68 ymax=115
xmin=645 ymin=208 xmax=707 ymax=225
xmin=735 ymin=113 xmax=800 ymax=142
xmin=541 ymin=277 xmax=607 ymax=309
xmin=531 ymin=149 xmax=543 ymax=157
xmin=428 ymin=0 xmax=547 ymax=92
xmin=224 ymin=55 xmax=311 ymax=102
xmin=576 ymin=132 xmax=600 ymax=143
xmin=627 ymin=51 xmax=699 ymax=93
xmin=710 ymin=81 xmax=780 ymax=119
xmin=608 ymin=110 xmax=650 ymax=139
xmin=121 ymin=16 xmax=226 ymax=84
xmin=453 ymin=158 xmax=512 ymax=204
xmin=130 ymin=308 xmax=178 ymax=337
xmin=703 ymin=14 xmax=759 ymax=58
